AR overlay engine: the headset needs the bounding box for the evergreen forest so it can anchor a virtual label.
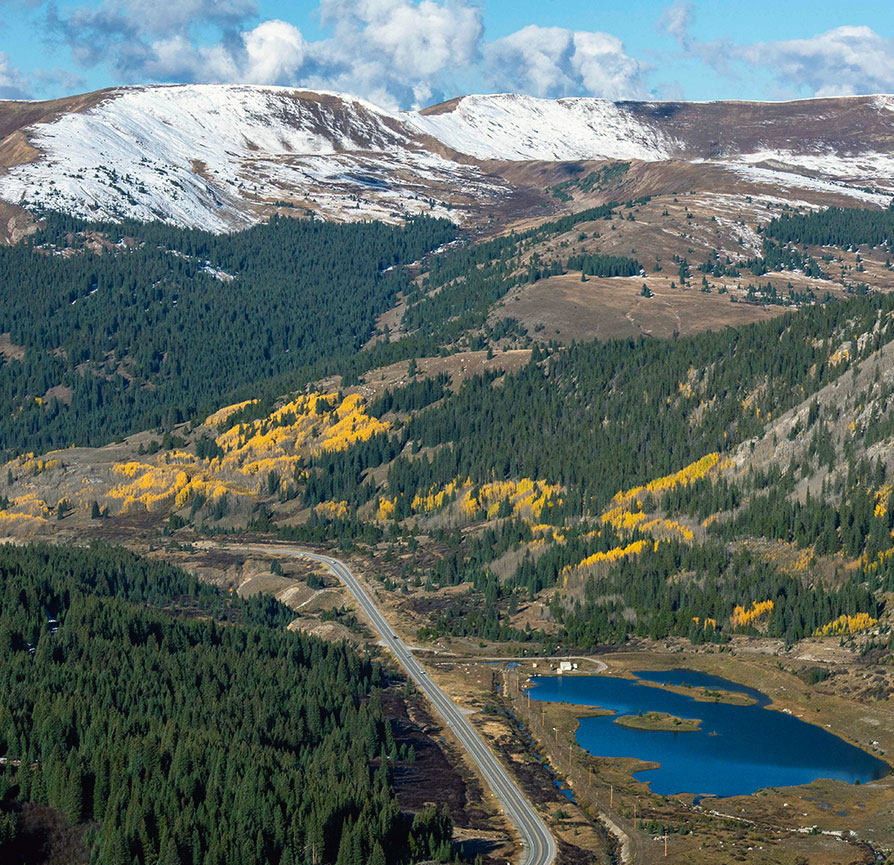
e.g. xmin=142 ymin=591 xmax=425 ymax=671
xmin=0 ymin=213 xmax=454 ymax=454
xmin=0 ymin=543 xmax=454 ymax=865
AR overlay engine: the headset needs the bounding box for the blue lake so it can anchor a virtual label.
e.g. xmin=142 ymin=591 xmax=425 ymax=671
xmin=528 ymin=669 xmax=889 ymax=798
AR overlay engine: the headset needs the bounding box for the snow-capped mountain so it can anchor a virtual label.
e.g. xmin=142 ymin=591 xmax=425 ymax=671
xmin=1 ymin=84 xmax=893 ymax=234
xmin=0 ymin=85 xmax=496 ymax=232
xmin=408 ymin=93 xmax=678 ymax=162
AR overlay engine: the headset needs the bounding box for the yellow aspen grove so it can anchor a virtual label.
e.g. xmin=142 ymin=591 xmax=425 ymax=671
xmin=730 ymin=599 xmax=774 ymax=628
xmin=602 ymin=509 xmax=695 ymax=542
xmin=201 ymin=399 xmax=259 ymax=429
xmin=461 ymin=490 xmax=481 ymax=518
xmin=865 ymin=547 xmax=894 ymax=572
xmin=464 ymin=478 xmax=562 ymax=520
xmin=530 ymin=524 xmax=566 ymax=542
xmin=13 ymin=455 xmax=62 ymax=476
xmin=0 ymin=511 xmax=46 ymax=532
xmin=560 ymin=539 xmax=654 ymax=578
xmin=410 ymin=477 xmax=562 ymax=522
xmin=827 ymin=345 xmax=851 ymax=366
xmin=692 ymin=617 xmax=717 ymax=630
xmin=611 ymin=453 xmax=723 ymax=508
xmin=597 ymin=454 xmax=724 ymax=544
xmin=411 ymin=479 xmax=461 ymax=514
xmin=639 ymin=517 xmax=695 ymax=541
xmin=108 ymin=460 xmax=249 ymax=513
xmin=789 ymin=549 xmax=812 ymax=573
xmin=213 ymin=391 xmax=389 ymax=477
xmin=7 ymin=493 xmax=54 ymax=518
xmin=0 ymin=491 xmax=54 ymax=534
xmin=601 ymin=506 xmax=648 ymax=532
xmin=314 ymin=500 xmax=349 ymax=520
xmin=375 ymin=497 xmax=397 ymax=521
xmin=814 ymin=613 xmax=877 ymax=637
xmin=874 ymin=485 xmax=892 ymax=519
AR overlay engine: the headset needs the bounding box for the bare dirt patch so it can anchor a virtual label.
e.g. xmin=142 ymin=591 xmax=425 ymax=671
xmin=42 ymin=384 xmax=73 ymax=405
xmin=353 ymin=349 xmax=532 ymax=400
xmin=0 ymin=332 xmax=25 ymax=362
xmin=0 ymin=89 xmax=112 ymax=175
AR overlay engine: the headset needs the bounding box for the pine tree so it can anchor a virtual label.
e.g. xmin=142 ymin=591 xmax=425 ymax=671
xmin=61 ymin=767 xmax=83 ymax=825
xmin=370 ymin=841 xmax=386 ymax=865
xmin=158 ymin=837 xmax=180 ymax=865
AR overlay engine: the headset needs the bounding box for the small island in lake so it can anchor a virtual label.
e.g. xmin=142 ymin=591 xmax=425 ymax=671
xmin=637 ymin=678 xmax=757 ymax=706
xmin=614 ymin=711 xmax=701 ymax=732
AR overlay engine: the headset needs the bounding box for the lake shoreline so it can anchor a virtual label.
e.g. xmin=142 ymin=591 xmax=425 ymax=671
xmin=526 ymin=667 xmax=889 ymax=798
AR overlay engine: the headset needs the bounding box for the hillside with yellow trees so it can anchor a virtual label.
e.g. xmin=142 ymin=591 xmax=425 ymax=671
xmin=103 ymin=392 xmax=381 ymax=516
xmin=0 ymin=391 xmax=392 ymax=529
xmin=4 ymin=252 xmax=894 ymax=654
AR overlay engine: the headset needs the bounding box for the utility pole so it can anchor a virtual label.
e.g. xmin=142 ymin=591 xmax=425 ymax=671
xmin=610 ymin=785 xmax=613 ymax=808
xmin=664 ymin=833 xmax=668 ymax=857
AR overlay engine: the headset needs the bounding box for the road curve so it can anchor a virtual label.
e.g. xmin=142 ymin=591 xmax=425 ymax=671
xmin=242 ymin=544 xmax=557 ymax=865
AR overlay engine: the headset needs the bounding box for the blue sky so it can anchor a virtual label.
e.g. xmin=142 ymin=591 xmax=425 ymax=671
xmin=1 ymin=0 xmax=893 ymax=108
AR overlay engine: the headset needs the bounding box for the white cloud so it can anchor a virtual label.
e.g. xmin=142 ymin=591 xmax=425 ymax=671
xmin=44 ymin=0 xmax=656 ymax=108
xmin=0 ymin=52 xmax=29 ymax=99
xmin=487 ymin=25 xmax=647 ymax=101
xmin=657 ymin=0 xmax=693 ymax=49
xmin=48 ymin=0 xmax=485 ymax=108
xmin=740 ymin=26 xmax=894 ymax=97
xmin=655 ymin=1 xmax=734 ymax=79
xmin=241 ymin=20 xmax=306 ymax=84
xmin=656 ymin=3 xmax=894 ymax=99
xmin=21 ymin=0 xmax=894 ymax=107
xmin=570 ymin=31 xmax=648 ymax=100
xmin=307 ymin=0 xmax=483 ymax=109
xmin=63 ymin=0 xmax=255 ymax=39
xmin=323 ymin=0 xmax=481 ymax=78
xmin=487 ymin=26 xmax=575 ymax=97
xmin=137 ymin=20 xmax=305 ymax=86
xmin=47 ymin=0 xmax=258 ymax=74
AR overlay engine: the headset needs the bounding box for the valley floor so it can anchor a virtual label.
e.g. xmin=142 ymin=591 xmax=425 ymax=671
xmin=11 ymin=512 xmax=891 ymax=865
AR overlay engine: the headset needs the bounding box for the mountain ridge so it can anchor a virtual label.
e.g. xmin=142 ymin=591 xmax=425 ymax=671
xmin=0 ymin=84 xmax=893 ymax=235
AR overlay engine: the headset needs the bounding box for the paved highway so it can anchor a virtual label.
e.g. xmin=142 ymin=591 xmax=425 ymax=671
xmin=243 ymin=544 xmax=557 ymax=865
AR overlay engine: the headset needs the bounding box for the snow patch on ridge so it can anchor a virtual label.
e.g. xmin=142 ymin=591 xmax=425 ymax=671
xmin=733 ymin=148 xmax=894 ymax=187
xmin=406 ymin=93 xmax=678 ymax=162
xmin=0 ymin=84 xmax=489 ymax=231
xmin=722 ymin=162 xmax=892 ymax=206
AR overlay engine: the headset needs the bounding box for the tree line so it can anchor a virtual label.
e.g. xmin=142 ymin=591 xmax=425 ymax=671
xmin=764 ymin=204 xmax=894 ymax=249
